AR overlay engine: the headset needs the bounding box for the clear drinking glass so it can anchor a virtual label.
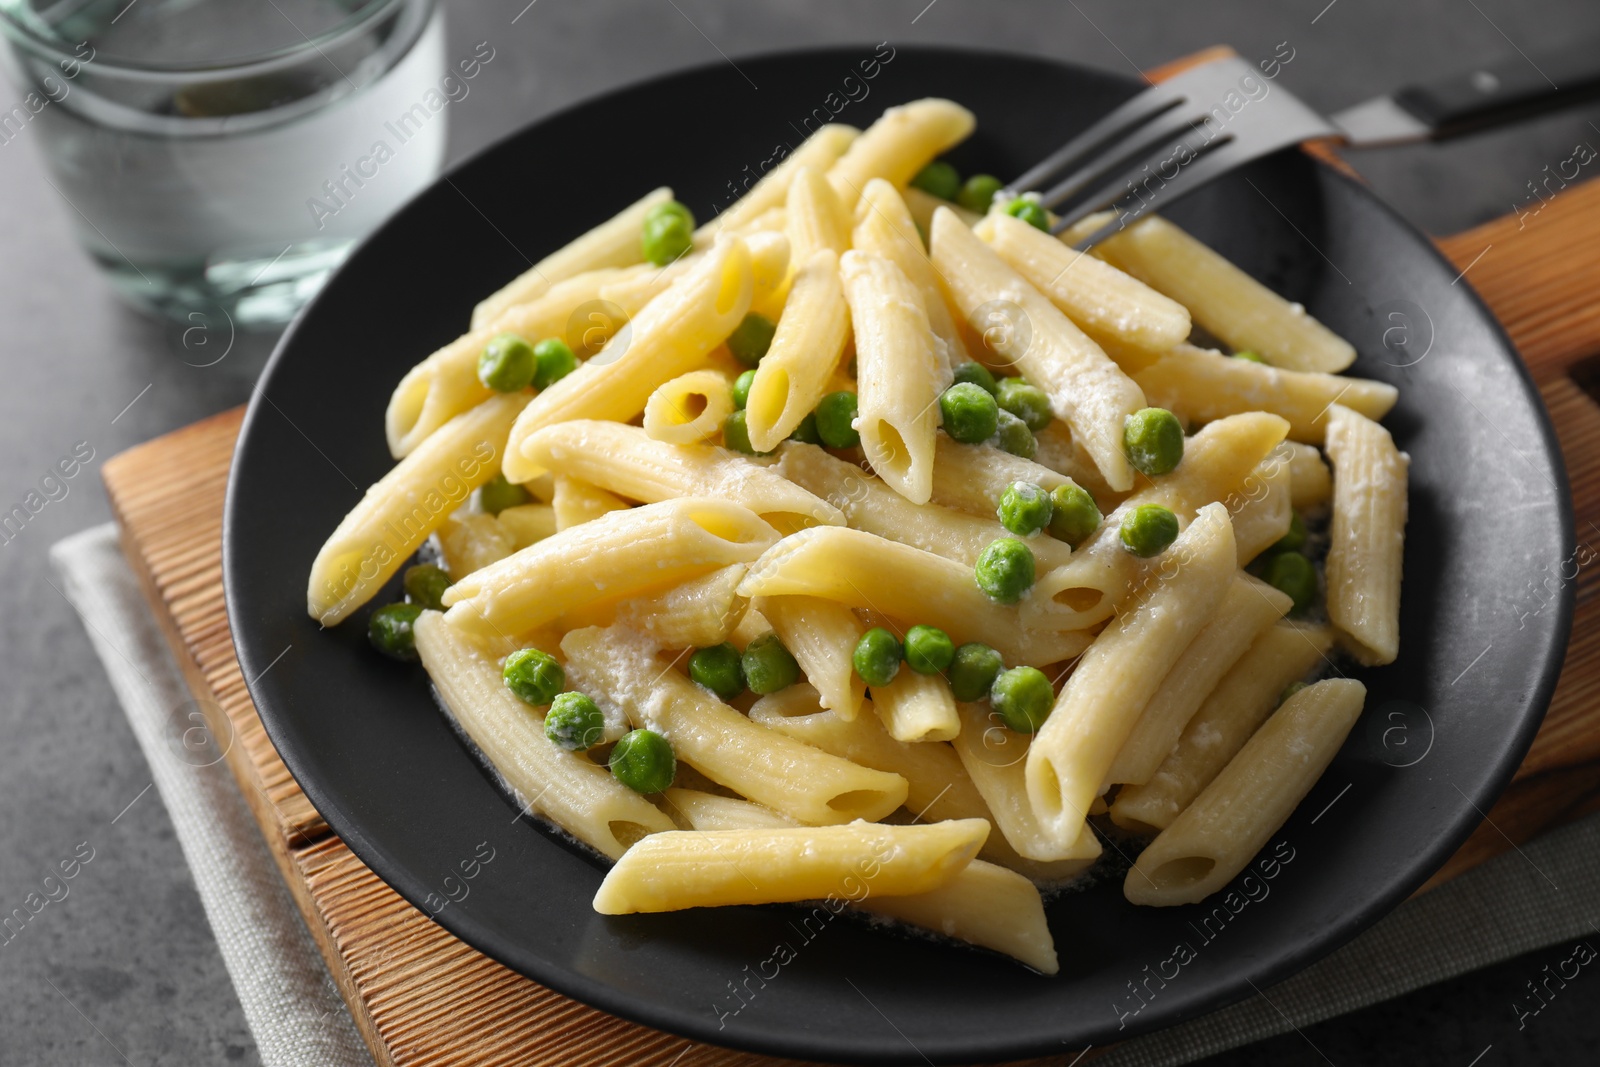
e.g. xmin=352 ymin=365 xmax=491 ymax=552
xmin=0 ymin=0 xmax=444 ymax=327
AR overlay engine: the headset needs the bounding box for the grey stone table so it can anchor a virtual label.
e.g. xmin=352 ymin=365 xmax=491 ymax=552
xmin=2 ymin=1 xmax=1596 ymax=1063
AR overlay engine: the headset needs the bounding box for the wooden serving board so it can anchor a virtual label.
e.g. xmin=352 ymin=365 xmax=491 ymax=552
xmin=102 ymin=137 xmax=1600 ymax=1067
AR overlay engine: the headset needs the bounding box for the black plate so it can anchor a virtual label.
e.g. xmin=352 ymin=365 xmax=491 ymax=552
xmin=225 ymin=46 xmax=1573 ymax=1065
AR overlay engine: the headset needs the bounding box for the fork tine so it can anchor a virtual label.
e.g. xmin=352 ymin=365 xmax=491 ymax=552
xmin=1053 ymin=131 xmax=1240 ymax=242
xmin=1007 ymin=83 xmax=1187 ymax=195
xmin=1031 ymin=104 xmax=1212 ymax=212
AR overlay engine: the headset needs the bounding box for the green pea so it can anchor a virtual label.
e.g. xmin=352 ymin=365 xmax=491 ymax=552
xmin=742 ymin=632 xmax=800 ymax=694
xmin=502 ymin=647 xmax=565 ymax=706
xmin=904 ymin=624 xmax=955 ymax=675
xmin=732 ymin=368 xmax=757 ymax=410
xmin=532 ymin=337 xmax=578 ymax=389
xmin=815 ymin=391 xmax=860 ymax=448
xmin=477 ymin=333 xmax=535 ymax=392
xmin=722 ymin=409 xmax=769 ymax=456
xmin=993 ymin=409 xmax=1036 ymax=459
xmin=1119 ymin=503 xmax=1179 ymax=558
xmin=1280 ymin=680 xmax=1309 ymax=705
xmin=949 ymin=643 xmax=1004 ymax=702
xmin=1048 ymin=484 xmax=1102 ymax=546
xmin=996 ymin=377 xmax=1053 ymax=432
xmin=641 ymin=202 xmax=694 ymax=266
xmin=853 ymin=627 xmax=903 ymax=687
xmin=974 ymin=537 xmax=1036 ymax=603
xmin=1265 ymin=551 xmax=1318 ymax=614
xmin=1272 ymin=511 xmax=1308 ymax=554
xmin=368 ymin=602 xmax=422 ymax=661
xmin=544 ymin=691 xmax=605 ymax=751
xmin=726 ymin=312 xmax=776 ymax=367
xmin=1234 ymin=350 xmax=1265 ymax=363
xmin=1123 ymin=407 xmax=1185 ymax=477
xmin=997 ymin=481 xmax=1053 ymax=537
xmin=688 ymin=642 xmax=744 ymax=701
xmin=939 ymin=382 xmax=1000 ymax=444
xmin=951 ymin=360 xmax=999 ymax=396
xmin=609 ymin=728 xmax=676 ymax=793
xmin=402 ymin=563 xmax=451 ymax=610
xmin=789 ymin=412 xmax=822 ymax=444
xmin=990 ymin=666 xmax=1054 ymax=733
xmin=910 ymin=160 xmax=961 ymax=201
xmin=958 ymin=174 xmax=1005 ymax=215
xmin=479 ymin=472 xmax=530 ymax=515
xmin=1005 ymin=197 xmax=1050 ymax=232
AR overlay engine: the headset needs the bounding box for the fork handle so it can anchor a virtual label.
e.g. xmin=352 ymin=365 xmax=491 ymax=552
xmin=1395 ymin=41 xmax=1600 ymax=138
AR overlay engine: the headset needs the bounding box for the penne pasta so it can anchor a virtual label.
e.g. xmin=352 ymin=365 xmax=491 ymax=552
xmin=1125 ymin=679 xmax=1365 ymax=905
xmin=929 ymin=435 xmax=1076 ymax=519
xmin=902 ymin=185 xmax=981 ymax=232
xmin=563 ymin=625 xmax=908 ymax=825
xmin=756 ymin=598 xmax=866 ymax=719
xmin=550 ymin=476 xmax=629 ymax=530
xmin=842 ymin=249 xmax=945 ymax=503
xmin=1285 ymin=440 xmax=1332 ymax=509
xmin=441 ymin=497 xmax=777 ymax=637
xmin=1110 ymin=621 xmax=1336 ymax=834
xmin=1092 ymin=215 xmax=1357 ymax=373
xmin=611 ymin=564 xmax=749 ymax=649
xmin=1324 ymin=405 xmax=1409 ymax=664
xmin=854 ymin=177 xmax=967 ymax=372
xmin=495 ymin=503 xmax=558 ymax=550
xmin=642 ymin=369 xmax=735 ymax=445
xmin=864 ymin=623 xmax=961 ymax=743
xmin=930 ymin=207 xmax=1147 ymax=492
xmin=308 ymin=393 xmax=529 ymax=625
xmin=745 ymin=249 xmax=852 ymax=451
xmin=472 ymin=186 xmax=671 ymax=329
xmin=1025 ymin=503 xmax=1238 ymax=851
xmin=1229 ymin=453 xmax=1293 ymax=565
xmin=1134 ymin=344 xmax=1397 ymax=445
xmin=785 ymin=166 xmax=852 ymax=260
xmin=1105 ymin=575 xmax=1292 ymax=787
xmin=413 ymin=612 xmax=675 ymax=859
xmin=827 ymin=98 xmax=976 ymax=211
xmin=437 ymin=512 xmax=514 ymax=577
xmin=521 ymin=420 xmax=843 ymax=531
xmin=662 ymin=788 xmax=800 ymax=832
xmin=738 ymin=525 xmax=1094 ymax=666
xmin=592 ymin=819 xmax=988 ymax=914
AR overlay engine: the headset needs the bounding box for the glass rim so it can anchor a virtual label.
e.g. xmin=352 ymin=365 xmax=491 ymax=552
xmin=0 ymin=0 xmax=421 ymax=78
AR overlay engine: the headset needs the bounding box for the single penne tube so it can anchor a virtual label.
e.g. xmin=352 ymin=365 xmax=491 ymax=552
xmin=857 ymin=859 xmax=1059 ymax=975
xmin=1285 ymin=440 xmax=1332 ymax=509
xmin=662 ymin=788 xmax=800 ymax=831
xmin=698 ymin=124 xmax=858 ymax=241
xmin=596 ymin=256 xmax=700 ymax=318
xmin=930 ymin=207 xmax=1146 ymax=492
xmin=776 ymin=443 xmax=1073 ymax=571
xmin=387 ymin=270 xmax=619 ymax=457
xmin=643 ymin=369 xmax=735 ymax=445
xmin=563 ymin=625 xmax=907 ymax=825
xmin=495 ymin=503 xmax=558 ymax=550
xmin=1134 ymin=344 xmax=1397 ymax=444
xmin=413 ymin=613 xmax=675 ymax=859
xmin=1032 ymin=424 xmax=1120 ymax=508
xmin=609 ymin=564 xmax=749 ymax=649
xmin=976 ymin=212 xmax=1191 ymax=364
xmin=1110 ymin=621 xmax=1336 ymax=834
xmin=827 ymin=98 xmax=976 ymax=210
xmin=1105 ymin=575 xmax=1292 ymax=787
xmin=738 ymin=526 xmax=1094 ymax=666
xmin=438 ymin=512 xmax=514 ymax=578
xmin=308 ymin=393 xmax=529 ymax=625
xmin=1025 ymin=411 xmax=1289 ymax=632
xmin=854 ymin=178 xmax=968 ymax=372
xmin=785 ymin=166 xmax=852 ymax=260
xmin=863 ymin=620 xmax=960 ymax=743
xmin=501 ymin=237 xmax=767 ymax=482
xmin=1230 ymin=454 xmax=1292 ymax=565
xmin=1125 ymin=679 xmax=1366 ymax=906
xmin=1324 ymin=404 xmax=1409 ymax=665
xmin=471 ymin=186 xmax=671 ymax=329
xmin=591 ymin=819 xmax=988 ymax=914
xmin=745 ymin=249 xmax=851 ymax=451
xmin=1092 ymin=215 xmax=1357 ymax=373
xmin=551 ymin=476 xmax=629 ymax=530
xmin=842 ymin=249 xmax=943 ymax=504
xmin=929 ymin=436 xmax=1077 ymax=518
xmin=441 ymin=497 xmax=777 ymax=637
xmin=1025 ymin=503 xmax=1238 ymax=851
xmin=951 ymin=702 xmax=1104 ymax=866
xmin=756 ymin=598 xmax=866 ymax=719
xmin=521 ymin=420 xmax=843 ymax=530
xmin=902 ymin=185 xmax=981 ymax=233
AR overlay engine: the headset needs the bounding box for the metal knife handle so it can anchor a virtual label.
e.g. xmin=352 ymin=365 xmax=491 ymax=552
xmin=1394 ymin=41 xmax=1600 ymax=138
